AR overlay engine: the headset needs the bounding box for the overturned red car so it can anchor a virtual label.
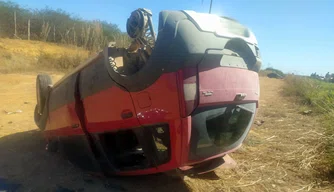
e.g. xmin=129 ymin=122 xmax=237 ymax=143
xmin=34 ymin=8 xmax=262 ymax=176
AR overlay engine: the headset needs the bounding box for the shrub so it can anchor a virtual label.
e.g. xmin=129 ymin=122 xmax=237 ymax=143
xmin=265 ymin=67 xmax=285 ymax=77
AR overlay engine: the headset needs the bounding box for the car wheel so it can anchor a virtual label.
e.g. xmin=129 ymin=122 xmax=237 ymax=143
xmin=36 ymin=74 xmax=52 ymax=114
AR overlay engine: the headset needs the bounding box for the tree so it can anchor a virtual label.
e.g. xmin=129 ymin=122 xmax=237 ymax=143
xmin=326 ymin=72 xmax=330 ymax=79
xmin=0 ymin=2 xmax=128 ymax=50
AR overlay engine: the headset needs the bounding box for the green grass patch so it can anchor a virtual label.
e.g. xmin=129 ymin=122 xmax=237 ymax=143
xmin=283 ymin=75 xmax=334 ymax=113
xmin=282 ymin=74 xmax=334 ymax=178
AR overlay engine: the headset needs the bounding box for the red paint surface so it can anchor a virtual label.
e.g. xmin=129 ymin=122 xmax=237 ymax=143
xmin=198 ymin=67 xmax=259 ymax=106
xmin=43 ymin=66 xmax=260 ymax=175
xmin=82 ymin=86 xmax=140 ymax=132
xmin=136 ymin=92 xmax=152 ymax=108
xmin=86 ymin=119 xmax=139 ymax=133
xmin=131 ymin=73 xmax=181 ymax=125
xmin=180 ymin=116 xmax=192 ymax=165
xmin=129 ymin=73 xmax=184 ymax=170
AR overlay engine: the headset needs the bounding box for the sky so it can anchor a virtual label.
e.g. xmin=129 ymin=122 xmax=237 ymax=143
xmin=14 ymin=0 xmax=334 ymax=76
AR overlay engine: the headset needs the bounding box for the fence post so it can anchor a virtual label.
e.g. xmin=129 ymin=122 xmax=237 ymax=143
xmin=122 ymin=35 xmax=124 ymax=47
xmin=28 ymin=19 xmax=30 ymax=40
xmin=14 ymin=11 xmax=17 ymax=37
xmin=73 ymin=26 xmax=76 ymax=45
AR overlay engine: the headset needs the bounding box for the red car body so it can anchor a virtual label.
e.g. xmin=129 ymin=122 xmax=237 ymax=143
xmin=35 ymin=10 xmax=262 ymax=176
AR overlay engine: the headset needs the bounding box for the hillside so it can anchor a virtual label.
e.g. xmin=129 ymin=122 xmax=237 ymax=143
xmin=0 ymin=38 xmax=91 ymax=73
xmin=0 ymin=38 xmax=89 ymax=58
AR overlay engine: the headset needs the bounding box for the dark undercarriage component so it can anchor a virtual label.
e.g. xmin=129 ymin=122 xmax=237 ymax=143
xmin=108 ymin=8 xmax=156 ymax=76
xmin=127 ymin=8 xmax=156 ymax=52
xmin=95 ymin=124 xmax=171 ymax=171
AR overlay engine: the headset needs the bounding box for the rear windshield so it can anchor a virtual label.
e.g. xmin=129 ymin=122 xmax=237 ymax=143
xmin=189 ymin=103 xmax=256 ymax=160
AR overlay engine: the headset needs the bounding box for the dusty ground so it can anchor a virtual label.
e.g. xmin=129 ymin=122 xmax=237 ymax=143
xmin=0 ymin=73 xmax=333 ymax=192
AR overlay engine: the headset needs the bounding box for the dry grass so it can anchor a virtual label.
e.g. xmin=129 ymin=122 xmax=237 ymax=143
xmin=34 ymin=51 xmax=89 ymax=72
xmin=0 ymin=38 xmax=88 ymax=58
xmin=0 ymin=38 xmax=91 ymax=73
xmin=259 ymin=70 xmax=271 ymax=77
xmin=184 ymin=77 xmax=334 ymax=192
xmin=282 ymin=75 xmax=334 ymax=179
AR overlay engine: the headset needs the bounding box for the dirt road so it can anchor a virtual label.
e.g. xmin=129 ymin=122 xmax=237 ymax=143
xmin=0 ymin=73 xmax=332 ymax=192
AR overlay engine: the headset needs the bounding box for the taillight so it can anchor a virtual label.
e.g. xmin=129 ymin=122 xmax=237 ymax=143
xmin=181 ymin=67 xmax=198 ymax=117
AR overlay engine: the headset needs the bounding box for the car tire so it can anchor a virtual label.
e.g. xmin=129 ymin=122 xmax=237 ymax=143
xmin=36 ymin=74 xmax=52 ymax=114
xmin=35 ymin=74 xmax=52 ymax=130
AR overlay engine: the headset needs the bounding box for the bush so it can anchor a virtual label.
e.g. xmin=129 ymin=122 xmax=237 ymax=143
xmin=0 ymin=1 xmax=130 ymax=50
xmin=265 ymin=67 xmax=285 ymax=77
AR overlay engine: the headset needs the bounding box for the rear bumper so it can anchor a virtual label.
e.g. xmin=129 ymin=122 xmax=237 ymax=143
xmin=178 ymin=154 xmax=237 ymax=176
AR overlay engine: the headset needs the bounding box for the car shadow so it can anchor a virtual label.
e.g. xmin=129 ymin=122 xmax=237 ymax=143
xmin=0 ymin=130 xmax=190 ymax=192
